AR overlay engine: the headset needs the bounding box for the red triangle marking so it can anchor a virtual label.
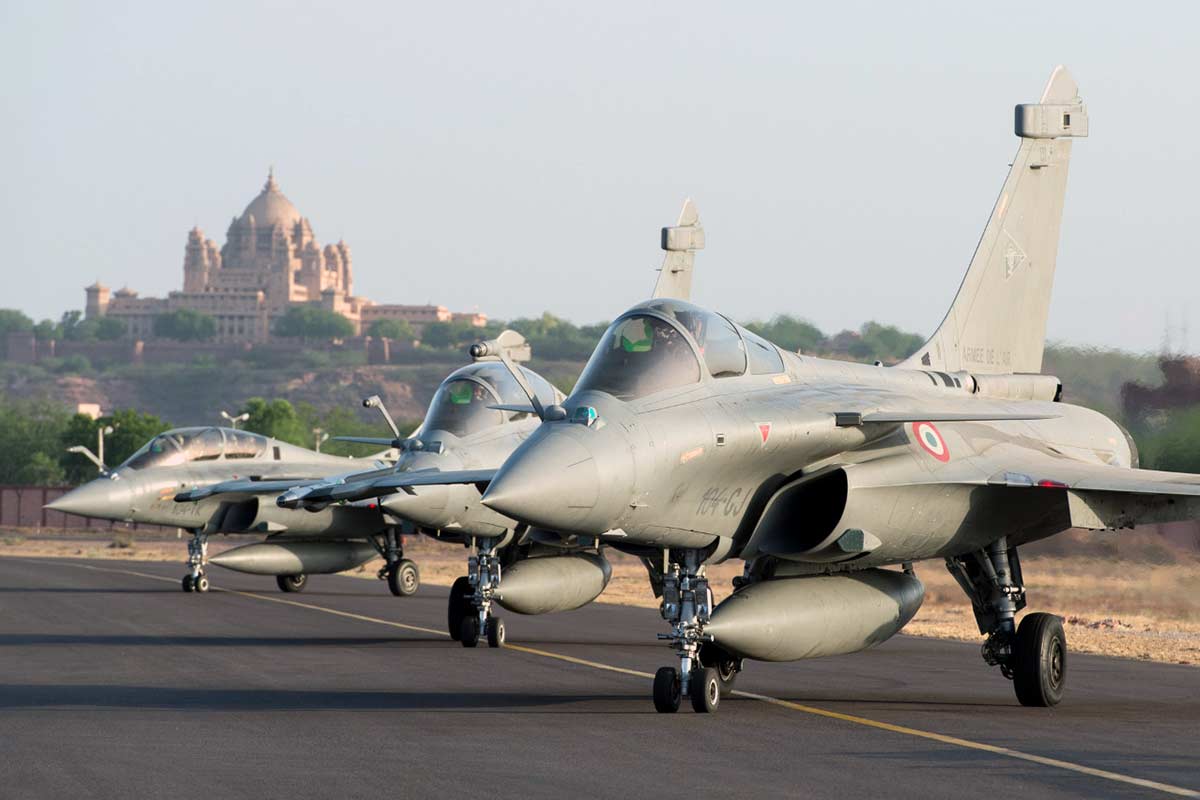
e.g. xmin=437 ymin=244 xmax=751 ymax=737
xmin=758 ymin=423 xmax=772 ymax=444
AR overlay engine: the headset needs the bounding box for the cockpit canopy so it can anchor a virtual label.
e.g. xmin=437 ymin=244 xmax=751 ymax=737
xmin=422 ymin=362 xmax=559 ymax=437
xmin=119 ymin=427 xmax=269 ymax=470
xmin=573 ymin=300 xmax=784 ymax=400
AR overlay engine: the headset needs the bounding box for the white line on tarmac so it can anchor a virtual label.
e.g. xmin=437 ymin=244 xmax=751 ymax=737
xmin=24 ymin=558 xmax=1200 ymax=799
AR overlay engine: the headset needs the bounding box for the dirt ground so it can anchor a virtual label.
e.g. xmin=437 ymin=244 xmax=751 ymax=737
xmin=3 ymin=527 xmax=1197 ymax=667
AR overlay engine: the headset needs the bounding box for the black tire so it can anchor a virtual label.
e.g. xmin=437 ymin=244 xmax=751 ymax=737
xmin=447 ymin=576 xmax=471 ymax=641
xmin=700 ymin=644 xmax=740 ymax=697
xmin=194 ymin=575 xmax=210 ymax=593
xmin=388 ymin=560 xmax=420 ymax=597
xmin=181 ymin=574 xmax=194 ymax=592
xmin=460 ymin=615 xmax=481 ymax=648
xmin=486 ymin=617 xmax=506 ymax=648
xmin=689 ymin=666 xmax=721 ymax=713
xmin=1012 ymin=612 xmax=1067 ymax=707
xmin=276 ymin=574 xmax=307 ymax=593
xmin=653 ymin=667 xmax=681 ymax=714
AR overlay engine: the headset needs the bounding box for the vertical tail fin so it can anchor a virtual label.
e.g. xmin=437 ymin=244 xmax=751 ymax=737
xmin=652 ymin=198 xmax=704 ymax=300
xmin=901 ymin=66 xmax=1088 ymax=375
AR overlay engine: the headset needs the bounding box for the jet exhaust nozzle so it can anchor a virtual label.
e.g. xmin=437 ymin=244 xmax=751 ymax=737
xmin=705 ymin=569 xmax=924 ymax=662
xmin=209 ymin=541 xmax=378 ymax=576
xmin=494 ymin=552 xmax=612 ymax=615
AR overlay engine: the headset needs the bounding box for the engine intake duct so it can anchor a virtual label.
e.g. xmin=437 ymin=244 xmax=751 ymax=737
xmin=494 ymin=552 xmax=612 ymax=615
xmin=706 ymin=569 xmax=924 ymax=662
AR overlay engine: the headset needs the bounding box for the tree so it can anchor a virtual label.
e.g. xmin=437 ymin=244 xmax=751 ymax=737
xmin=0 ymin=309 xmax=33 ymax=338
xmin=19 ymin=452 xmax=66 ymax=485
xmin=33 ymin=319 xmax=59 ymax=341
xmin=420 ymin=319 xmax=487 ymax=350
xmin=0 ymin=397 xmax=72 ymax=484
xmin=95 ymin=317 xmax=128 ymax=341
xmin=274 ymin=306 xmax=354 ymax=340
xmin=239 ymin=397 xmax=308 ymax=446
xmin=744 ymin=315 xmax=826 ymax=354
xmin=368 ymin=319 xmax=415 ymax=340
xmin=154 ymin=309 xmax=216 ymax=342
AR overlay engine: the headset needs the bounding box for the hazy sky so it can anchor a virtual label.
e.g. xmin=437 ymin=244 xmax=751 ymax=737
xmin=4 ymin=1 xmax=1197 ymax=353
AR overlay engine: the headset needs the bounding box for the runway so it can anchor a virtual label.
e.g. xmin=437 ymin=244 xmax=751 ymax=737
xmin=0 ymin=557 xmax=1196 ymax=799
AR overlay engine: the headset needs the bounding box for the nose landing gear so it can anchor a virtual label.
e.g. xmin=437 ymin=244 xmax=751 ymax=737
xmin=453 ymin=539 xmax=505 ymax=648
xmin=947 ymin=537 xmax=1067 ymax=707
xmin=181 ymin=530 xmax=209 ymax=593
xmin=653 ymin=551 xmax=734 ymax=713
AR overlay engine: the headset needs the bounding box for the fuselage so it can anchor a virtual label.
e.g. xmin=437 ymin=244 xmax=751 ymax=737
xmin=483 ymin=301 xmax=1132 ymax=568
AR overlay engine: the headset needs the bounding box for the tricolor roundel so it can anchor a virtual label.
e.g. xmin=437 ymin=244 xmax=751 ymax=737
xmin=912 ymin=421 xmax=949 ymax=462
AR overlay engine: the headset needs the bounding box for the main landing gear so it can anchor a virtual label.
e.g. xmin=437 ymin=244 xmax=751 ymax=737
xmin=448 ymin=539 xmax=505 ymax=648
xmin=946 ymin=537 xmax=1067 ymax=707
xmin=375 ymin=528 xmax=420 ymax=597
xmin=652 ymin=550 xmax=741 ymax=714
xmin=276 ymin=574 xmax=307 ymax=593
xmin=181 ymin=530 xmax=209 ymax=593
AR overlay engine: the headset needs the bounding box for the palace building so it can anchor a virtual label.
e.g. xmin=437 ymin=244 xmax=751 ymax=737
xmin=85 ymin=170 xmax=485 ymax=342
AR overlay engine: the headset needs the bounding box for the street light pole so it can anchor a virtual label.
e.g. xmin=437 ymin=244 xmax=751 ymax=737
xmin=97 ymin=425 xmax=114 ymax=468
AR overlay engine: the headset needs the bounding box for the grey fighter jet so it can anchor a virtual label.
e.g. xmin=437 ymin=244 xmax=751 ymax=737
xmin=45 ymin=428 xmax=411 ymax=594
xmin=480 ymin=67 xmax=1200 ymax=712
xmin=174 ymin=200 xmax=708 ymax=647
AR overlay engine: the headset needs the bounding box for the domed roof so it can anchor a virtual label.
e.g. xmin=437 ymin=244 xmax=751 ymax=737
xmin=239 ymin=169 xmax=301 ymax=229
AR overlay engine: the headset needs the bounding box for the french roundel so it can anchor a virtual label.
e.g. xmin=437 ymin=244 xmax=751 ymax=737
xmin=912 ymin=421 xmax=950 ymax=462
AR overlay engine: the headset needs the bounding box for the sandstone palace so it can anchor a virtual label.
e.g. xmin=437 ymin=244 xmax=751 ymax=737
xmin=83 ymin=170 xmax=485 ymax=342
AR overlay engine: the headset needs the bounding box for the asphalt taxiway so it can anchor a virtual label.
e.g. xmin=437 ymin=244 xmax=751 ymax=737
xmin=0 ymin=556 xmax=1196 ymax=799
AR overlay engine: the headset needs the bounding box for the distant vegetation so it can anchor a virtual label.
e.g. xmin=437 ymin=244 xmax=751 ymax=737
xmin=273 ymin=306 xmax=355 ymax=340
xmin=367 ymin=318 xmax=415 ymax=340
xmin=0 ymin=308 xmax=126 ymax=342
xmin=153 ymin=309 xmax=216 ymax=342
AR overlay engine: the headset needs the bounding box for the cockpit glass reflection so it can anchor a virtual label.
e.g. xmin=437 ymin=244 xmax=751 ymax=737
xmin=423 ymin=379 xmax=503 ymax=436
xmin=638 ymin=300 xmax=746 ymax=378
xmin=120 ymin=427 xmax=255 ymax=470
xmin=573 ymin=314 xmax=702 ymax=400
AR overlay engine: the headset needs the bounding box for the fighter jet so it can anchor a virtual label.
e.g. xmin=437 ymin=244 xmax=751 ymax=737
xmin=479 ymin=67 xmax=1200 ymax=713
xmin=45 ymin=427 xmax=412 ymax=594
xmin=173 ymin=200 xmax=708 ymax=647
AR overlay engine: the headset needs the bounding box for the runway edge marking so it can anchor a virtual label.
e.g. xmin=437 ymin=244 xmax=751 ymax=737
xmin=31 ymin=558 xmax=1199 ymax=799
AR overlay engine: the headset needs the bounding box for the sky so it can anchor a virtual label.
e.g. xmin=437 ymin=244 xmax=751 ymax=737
xmin=3 ymin=1 xmax=1197 ymax=353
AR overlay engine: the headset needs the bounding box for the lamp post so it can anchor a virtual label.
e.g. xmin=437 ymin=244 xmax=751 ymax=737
xmin=97 ymin=425 xmax=114 ymax=468
xmin=220 ymin=411 xmax=250 ymax=429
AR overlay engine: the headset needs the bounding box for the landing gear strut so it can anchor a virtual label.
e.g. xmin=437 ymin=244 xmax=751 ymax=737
xmin=456 ymin=539 xmax=505 ymax=648
xmin=946 ymin=537 xmax=1066 ymax=706
xmin=181 ymin=530 xmax=209 ymax=593
xmin=375 ymin=528 xmax=420 ymax=597
xmin=653 ymin=550 xmax=733 ymax=713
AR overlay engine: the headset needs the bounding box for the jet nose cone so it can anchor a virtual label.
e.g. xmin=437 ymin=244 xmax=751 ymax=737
xmin=45 ymin=479 xmax=132 ymax=520
xmin=483 ymin=428 xmax=607 ymax=533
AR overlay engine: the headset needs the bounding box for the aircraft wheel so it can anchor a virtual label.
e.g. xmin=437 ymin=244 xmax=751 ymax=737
xmin=194 ymin=575 xmax=210 ymax=593
xmin=700 ymin=644 xmax=740 ymax=697
xmin=181 ymin=575 xmax=195 ymax=592
xmin=460 ymin=616 xmax=481 ymax=648
xmin=652 ymin=667 xmax=681 ymax=714
xmin=486 ymin=616 xmax=506 ymax=648
xmin=689 ymin=666 xmax=721 ymax=714
xmin=276 ymin=574 xmax=307 ymax=593
xmin=1012 ymin=612 xmax=1066 ymax=707
xmin=447 ymin=576 xmax=471 ymax=641
xmin=388 ymin=559 xmax=420 ymax=597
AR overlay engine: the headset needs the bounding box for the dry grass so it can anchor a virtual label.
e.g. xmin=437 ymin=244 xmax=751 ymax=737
xmin=4 ymin=527 xmax=1197 ymax=666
